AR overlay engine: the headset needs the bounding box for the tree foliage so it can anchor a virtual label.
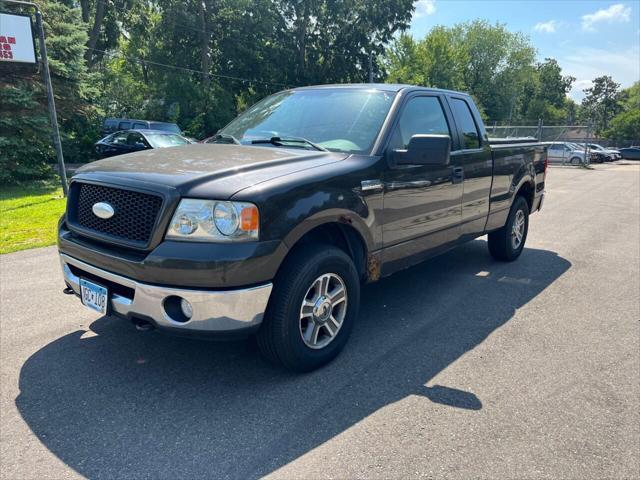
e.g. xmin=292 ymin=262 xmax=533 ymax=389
xmin=0 ymin=0 xmax=99 ymax=184
xmin=604 ymin=82 xmax=640 ymax=142
xmin=519 ymin=59 xmax=575 ymax=122
xmin=580 ymin=75 xmax=624 ymax=133
xmin=94 ymin=0 xmax=414 ymax=139
xmin=2 ymin=1 xmax=638 ymax=184
xmin=385 ymin=20 xmax=537 ymax=121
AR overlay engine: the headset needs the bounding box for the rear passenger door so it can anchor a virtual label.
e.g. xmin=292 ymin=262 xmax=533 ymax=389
xmin=109 ymin=132 xmax=132 ymax=156
xmin=447 ymin=96 xmax=493 ymax=238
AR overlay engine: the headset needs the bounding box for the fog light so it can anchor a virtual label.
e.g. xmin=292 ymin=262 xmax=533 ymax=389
xmin=180 ymin=298 xmax=193 ymax=319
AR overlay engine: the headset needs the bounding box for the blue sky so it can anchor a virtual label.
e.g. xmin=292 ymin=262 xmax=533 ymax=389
xmin=409 ymin=1 xmax=640 ymax=101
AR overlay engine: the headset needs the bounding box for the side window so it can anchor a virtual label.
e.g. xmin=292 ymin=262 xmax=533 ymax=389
xmin=133 ymin=122 xmax=147 ymax=130
xmin=450 ymin=98 xmax=481 ymax=149
xmin=126 ymin=132 xmax=144 ymax=145
xmin=112 ymin=132 xmax=128 ymax=145
xmin=390 ymin=96 xmax=450 ymax=150
xmin=119 ymin=121 xmax=131 ymax=130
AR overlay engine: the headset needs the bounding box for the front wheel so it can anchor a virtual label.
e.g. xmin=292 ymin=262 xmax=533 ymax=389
xmin=570 ymin=156 xmax=582 ymax=165
xmin=488 ymin=196 xmax=530 ymax=262
xmin=257 ymin=245 xmax=360 ymax=372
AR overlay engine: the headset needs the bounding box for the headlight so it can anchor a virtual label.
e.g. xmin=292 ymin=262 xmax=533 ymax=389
xmin=166 ymin=199 xmax=259 ymax=242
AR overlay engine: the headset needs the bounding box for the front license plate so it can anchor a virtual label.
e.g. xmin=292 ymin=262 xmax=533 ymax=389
xmin=79 ymin=278 xmax=108 ymax=315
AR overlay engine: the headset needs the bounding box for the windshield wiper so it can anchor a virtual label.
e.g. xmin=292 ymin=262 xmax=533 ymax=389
xmin=210 ymin=133 xmax=241 ymax=145
xmin=250 ymin=136 xmax=328 ymax=152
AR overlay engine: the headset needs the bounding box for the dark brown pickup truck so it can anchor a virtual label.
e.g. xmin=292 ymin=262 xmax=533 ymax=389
xmin=59 ymin=84 xmax=547 ymax=371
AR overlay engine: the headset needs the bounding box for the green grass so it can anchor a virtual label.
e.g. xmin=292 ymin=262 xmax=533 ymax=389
xmin=0 ymin=184 xmax=66 ymax=254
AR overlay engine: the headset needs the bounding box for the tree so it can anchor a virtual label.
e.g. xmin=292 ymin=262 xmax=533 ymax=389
xmin=0 ymin=0 xmax=99 ymax=184
xmin=604 ymin=81 xmax=640 ymax=143
xmin=384 ymin=20 xmax=536 ymax=121
xmin=384 ymin=33 xmax=425 ymax=85
xmin=96 ymin=0 xmax=415 ymax=139
xmin=518 ymin=58 xmax=575 ymax=123
xmin=581 ymin=75 xmax=623 ymax=133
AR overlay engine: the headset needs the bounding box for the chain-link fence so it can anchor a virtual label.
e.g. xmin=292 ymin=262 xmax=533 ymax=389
xmin=486 ymin=121 xmax=639 ymax=166
xmin=487 ymin=122 xmax=639 ymax=148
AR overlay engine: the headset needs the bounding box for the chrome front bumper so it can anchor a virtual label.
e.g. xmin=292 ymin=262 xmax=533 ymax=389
xmin=60 ymin=253 xmax=272 ymax=333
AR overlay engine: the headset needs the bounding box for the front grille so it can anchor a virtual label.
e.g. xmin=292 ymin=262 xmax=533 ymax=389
xmin=73 ymin=183 xmax=163 ymax=245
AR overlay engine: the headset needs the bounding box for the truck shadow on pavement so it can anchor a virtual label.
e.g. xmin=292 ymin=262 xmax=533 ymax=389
xmin=16 ymin=240 xmax=570 ymax=479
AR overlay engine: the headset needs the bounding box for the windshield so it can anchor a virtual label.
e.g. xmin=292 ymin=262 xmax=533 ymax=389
xmin=218 ymin=89 xmax=395 ymax=153
xmin=145 ymin=133 xmax=190 ymax=148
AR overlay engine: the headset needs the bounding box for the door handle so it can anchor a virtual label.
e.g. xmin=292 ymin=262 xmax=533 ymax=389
xmin=452 ymin=166 xmax=464 ymax=183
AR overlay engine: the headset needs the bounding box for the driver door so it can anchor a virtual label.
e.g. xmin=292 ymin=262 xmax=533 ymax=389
xmin=382 ymin=94 xmax=463 ymax=268
xmin=126 ymin=132 xmax=151 ymax=152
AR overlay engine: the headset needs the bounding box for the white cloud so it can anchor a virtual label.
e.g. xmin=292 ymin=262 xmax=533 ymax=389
xmin=414 ymin=0 xmax=436 ymax=18
xmin=533 ymin=20 xmax=559 ymax=33
xmin=556 ymin=45 xmax=640 ymax=101
xmin=582 ymin=3 xmax=631 ymax=32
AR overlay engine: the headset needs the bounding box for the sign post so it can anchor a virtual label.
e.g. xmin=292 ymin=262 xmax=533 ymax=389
xmin=1 ymin=2 xmax=68 ymax=196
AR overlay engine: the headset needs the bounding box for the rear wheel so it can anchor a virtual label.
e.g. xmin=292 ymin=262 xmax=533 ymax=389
xmin=257 ymin=245 xmax=360 ymax=372
xmin=488 ymin=196 xmax=529 ymax=262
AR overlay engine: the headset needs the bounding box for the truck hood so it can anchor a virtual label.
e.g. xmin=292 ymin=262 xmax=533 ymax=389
xmin=74 ymin=144 xmax=348 ymax=198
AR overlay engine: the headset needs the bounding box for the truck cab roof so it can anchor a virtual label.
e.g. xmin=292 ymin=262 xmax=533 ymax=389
xmin=291 ymin=83 xmax=471 ymax=97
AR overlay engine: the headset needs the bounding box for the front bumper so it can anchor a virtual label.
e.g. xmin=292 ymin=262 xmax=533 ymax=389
xmin=60 ymin=253 xmax=272 ymax=335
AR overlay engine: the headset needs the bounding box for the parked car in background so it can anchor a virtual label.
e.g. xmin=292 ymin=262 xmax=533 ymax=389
xmin=545 ymin=142 xmax=588 ymax=164
xmin=102 ymin=118 xmax=182 ymax=136
xmin=619 ymin=147 xmax=640 ymax=160
xmin=95 ymin=130 xmax=192 ymax=159
xmin=587 ymin=143 xmax=621 ymax=160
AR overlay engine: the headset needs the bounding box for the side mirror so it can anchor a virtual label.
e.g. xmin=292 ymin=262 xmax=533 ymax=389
xmin=393 ymin=134 xmax=451 ymax=166
xmin=134 ymin=142 xmax=147 ymax=149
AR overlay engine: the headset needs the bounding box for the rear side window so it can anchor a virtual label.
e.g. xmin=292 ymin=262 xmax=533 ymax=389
xmin=119 ymin=121 xmax=131 ymax=130
xmin=133 ymin=122 xmax=147 ymax=130
xmin=450 ymin=98 xmax=481 ymax=149
xmin=390 ymin=96 xmax=450 ymax=150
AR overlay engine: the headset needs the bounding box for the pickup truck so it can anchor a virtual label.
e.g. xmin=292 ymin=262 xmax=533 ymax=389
xmin=58 ymin=84 xmax=547 ymax=372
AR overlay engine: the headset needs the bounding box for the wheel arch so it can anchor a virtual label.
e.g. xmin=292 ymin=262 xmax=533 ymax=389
xmin=514 ymin=178 xmax=535 ymax=212
xmin=280 ymin=211 xmax=374 ymax=282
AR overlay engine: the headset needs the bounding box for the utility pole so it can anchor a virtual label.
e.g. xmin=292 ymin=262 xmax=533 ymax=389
xmin=35 ymin=9 xmax=68 ymax=195
xmin=536 ymin=118 xmax=543 ymax=142
xmin=3 ymin=1 xmax=68 ymax=195
xmin=584 ymin=122 xmax=592 ymax=166
xmin=368 ymin=50 xmax=373 ymax=83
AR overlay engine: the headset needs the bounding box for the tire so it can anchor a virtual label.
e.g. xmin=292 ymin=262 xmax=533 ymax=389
xmin=570 ymin=156 xmax=582 ymax=165
xmin=488 ymin=196 xmax=530 ymax=262
xmin=257 ymin=244 xmax=360 ymax=372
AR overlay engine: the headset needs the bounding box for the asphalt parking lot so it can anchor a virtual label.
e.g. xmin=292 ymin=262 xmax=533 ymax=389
xmin=1 ymin=162 xmax=639 ymax=479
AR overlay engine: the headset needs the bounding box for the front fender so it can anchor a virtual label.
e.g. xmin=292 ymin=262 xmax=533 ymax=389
xmin=282 ymin=208 xmax=375 ymax=251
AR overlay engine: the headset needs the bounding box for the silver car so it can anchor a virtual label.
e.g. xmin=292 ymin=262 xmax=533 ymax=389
xmin=588 ymin=143 xmax=621 ymax=160
xmin=545 ymin=142 xmax=587 ymax=165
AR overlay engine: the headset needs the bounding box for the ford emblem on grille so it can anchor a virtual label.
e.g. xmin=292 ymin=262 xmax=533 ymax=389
xmin=92 ymin=202 xmax=115 ymax=219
